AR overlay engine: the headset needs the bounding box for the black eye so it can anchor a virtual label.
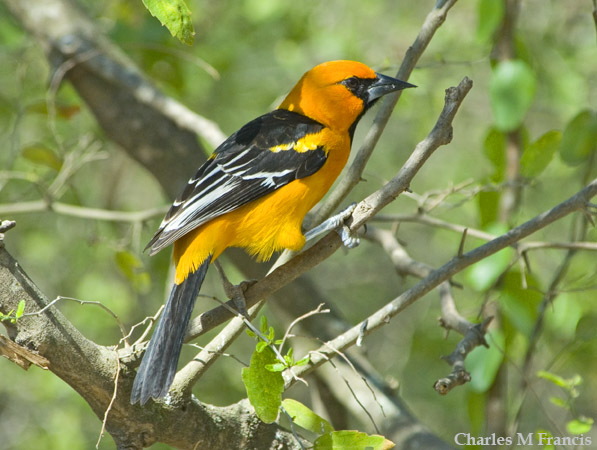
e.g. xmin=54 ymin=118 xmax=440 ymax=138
xmin=344 ymin=77 xmax=359 ymax=90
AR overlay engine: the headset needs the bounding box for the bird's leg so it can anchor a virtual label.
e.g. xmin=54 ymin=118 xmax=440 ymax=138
xmin=213 ymin=260 xmax=255 ymax=318
xmin=304 ymin=203 xmax=360 ymax=248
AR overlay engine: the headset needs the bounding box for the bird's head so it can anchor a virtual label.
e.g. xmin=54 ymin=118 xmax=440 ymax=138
xmin=278 ymin=60 xmax=415 ymax=133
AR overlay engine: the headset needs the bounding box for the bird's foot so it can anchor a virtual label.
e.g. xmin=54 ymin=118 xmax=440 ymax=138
xmin=227 ymin=279 xmax=257 ymax=319
xmin=304 ymin=203 xmax=360 ymax=248
xmin=214 ymin=261 xmax=256 ymax=318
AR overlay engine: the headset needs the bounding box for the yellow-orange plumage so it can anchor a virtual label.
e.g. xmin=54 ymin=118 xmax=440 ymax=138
xmin=131 ymin=60 xmax=414 ymax=405
xmin=172 ymin=126 xmax=350 ymax=283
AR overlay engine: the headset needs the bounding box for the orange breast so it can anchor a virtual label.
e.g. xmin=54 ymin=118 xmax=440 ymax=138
xmin=173 ymin=128 xmax=350 ymax=284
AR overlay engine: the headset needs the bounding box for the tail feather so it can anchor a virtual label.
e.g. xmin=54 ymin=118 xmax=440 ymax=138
xmin=131 ymin=255 xmax=211 ymax=405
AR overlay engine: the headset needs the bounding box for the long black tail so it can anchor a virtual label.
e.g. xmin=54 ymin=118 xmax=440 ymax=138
xmin=131 ymin=255 xmax=211 ymax=405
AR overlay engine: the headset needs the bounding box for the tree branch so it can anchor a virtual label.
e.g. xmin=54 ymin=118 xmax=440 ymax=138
xmin=182 ymin=77 xmax=473 ymax=342
xmin=0 ymin=246 xmax=304 ymax=449
xmin=2 ymin=0 xmax=226 ymax=199
xmin=288 ymin=180 xmax=597 ymax=382
xmin=308 ymin=0 xmax=459 ymax=228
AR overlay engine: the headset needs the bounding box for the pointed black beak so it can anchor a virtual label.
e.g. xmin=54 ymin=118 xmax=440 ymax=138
xmin=367 ymin=72 xmax=417 ymax=102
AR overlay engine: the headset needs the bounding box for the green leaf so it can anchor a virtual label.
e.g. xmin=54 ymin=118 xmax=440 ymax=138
xmin=466 ymin=328 xmax=505 ymax=393
xmin=477 ymin=0 xmax=504 ymax=43
xmin=520 ymin=130 xmax=561 ymax=177
xmin=314 ymin=430 xmax=395 ymax=450
xmin=21 ymin=145 xmax=63 ymax=171
xmin=490 ymin=60 xmax=536 ymax=131
xmin=575 ymin=313 xmax=597 ymax=342
xmin=295 ymin=355 xmax=310 ymax=366
xmin=255 ymin=341 xmax=267 ymax=353
xmin=260 ymin=315 xmax=268 ymax=334
xmin=559 ymin=110 xmax=597 ymax=166
xmin=567 ymin=417 xmax=593 ymax=435
xmin=477 ymin=190 xmax=500 ymax=228
xmin=115 ymin=251 xmax=150 ymax=293
xmin=141 ymin=0 xmax=195 ymax=45
xmin=115 ymin=251 xmax=141 ymax=278
xmin=467 ymin=391 xmax=486 ymax=435
xmin=498 ymin=270 xmax=542 ymax=337
xmin=265 ymin=363 xmax=286 ymax=372
xmin=549 ymin=396 xmax=568 ymax=409
xmin=246 ymin=329 xmax=256 ymax=338
xmin=537 ymin=370 xmax=568 ymax=389
xmin=0 ymin=309 xmax=15 ymax=322
xmin=15 ymin=300 xmax=26 ymax=320
xmin=465 ymin=223 xmax=513 ymax=291
xmin=242 ymin=346 xmax=284 ymax=423
xmin=282 ymin=399 xmax=334 ymax=434
xmin=536 ymin=429 xmax=555 ymax=450
xmin=483 ymin=127 xmax=505 ymax=182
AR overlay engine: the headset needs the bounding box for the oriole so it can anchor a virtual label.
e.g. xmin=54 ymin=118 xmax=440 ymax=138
xmin=131 ymin=60 xmax=414 ymax=405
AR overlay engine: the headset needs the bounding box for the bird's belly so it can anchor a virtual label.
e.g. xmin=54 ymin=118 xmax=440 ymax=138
xmin=173 ymin=141 xmax=348 ymax=282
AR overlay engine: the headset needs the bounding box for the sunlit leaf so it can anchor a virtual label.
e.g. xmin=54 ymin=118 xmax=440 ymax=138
xmin=15 ymin=300 xmax=26 ymax=320
xmin=549 ymin=396 xmax=568 ymax=409
xmin=282 ymin=399 xmax=334 ymax=434
xmin=490 ymin=60 xmax=536 ymax=131
xmin=559 ymin=109 xmax=597 ymax=166
xmin=265 ymin=363 xmax=286 ymax=372
xmin=520 ymin=130 xmax=561 ymax=177
xmin=567 ymin=417 xmax=593 ymax=435
xmin=260 ymin=315 xmax=268 ymax=334
xmin=536 ymin=429 xmax=555 ymax=450
xmin=314 ymin=430 xmax=394 ymax=450
xmin=242 ymin=346 xmax=283 ymax=423
xmin=142 ymin=0 xmax=195 ymax=45
xmin=537 ymin=370 xmax=568 ymax=389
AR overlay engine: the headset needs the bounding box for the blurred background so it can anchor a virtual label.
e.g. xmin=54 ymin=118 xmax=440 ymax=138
xmin=0 ymin=0 xmax=596 ymax=448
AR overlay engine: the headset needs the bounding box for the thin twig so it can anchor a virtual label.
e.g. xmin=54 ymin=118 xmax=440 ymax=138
xmin=128 ymin=305 xmax=165 ymax=348
xmin=24 ymin=296 xmax=131 ymax=346
xmin=187 ymin=343 xmax=248 ymax=367
xmin=309 ymin=350 xmax=381 ymax=434
xmin=308 ymin=0 xmax=459 ymax=228
xmin=288 ymin=180 xmax=597 ymax=383
xmin=0 ymin=200 xmax=168 ymax=223
xmin=96 ymin=349 xmax=120 ymax=449
xmin=374 ymin=212 xmax=597 ymax=252
xmin=279 ymin=303 xmax=330 ymax=351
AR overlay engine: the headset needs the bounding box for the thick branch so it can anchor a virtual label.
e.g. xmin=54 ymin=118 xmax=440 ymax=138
xmin=3 ymin=0 xmax=226 ymax=199
xmin=0 ymin=246 xmax=302 ymax=449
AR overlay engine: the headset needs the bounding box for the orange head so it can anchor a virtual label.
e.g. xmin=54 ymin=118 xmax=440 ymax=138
xmin=278 ymin=60 xmax=415 ymax=133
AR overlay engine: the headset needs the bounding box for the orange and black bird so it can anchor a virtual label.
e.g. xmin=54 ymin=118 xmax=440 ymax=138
xmin=131 ymin=60 xmax=415 ymax=405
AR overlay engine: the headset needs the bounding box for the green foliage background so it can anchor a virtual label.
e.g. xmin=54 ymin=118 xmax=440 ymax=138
xmin=0 ymin=0 xmax=596 ymax=448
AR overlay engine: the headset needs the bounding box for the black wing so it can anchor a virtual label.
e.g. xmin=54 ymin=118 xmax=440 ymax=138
xmin=146 ymin=109 xmax=326 ymax=255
